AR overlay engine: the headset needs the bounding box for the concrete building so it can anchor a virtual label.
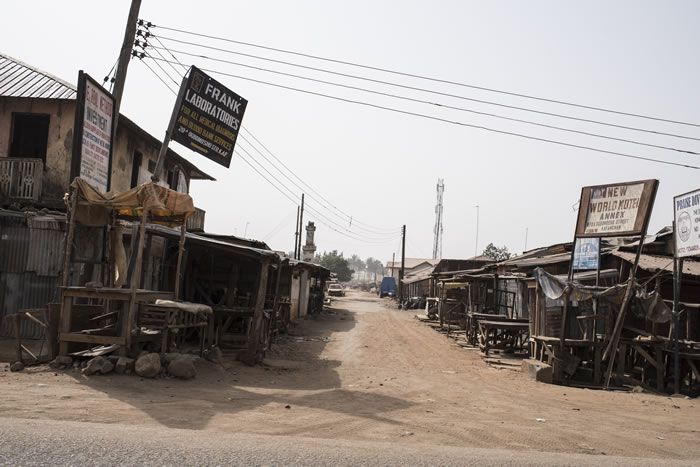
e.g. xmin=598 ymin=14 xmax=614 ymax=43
xmin=0 ymin=53 xmax=213 ymax=215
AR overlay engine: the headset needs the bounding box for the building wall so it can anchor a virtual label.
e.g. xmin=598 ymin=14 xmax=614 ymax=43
xmin=0 ymin=97 xmax=75 ymax=203
xmin=0 ymin=97 xmax=191 ymax=205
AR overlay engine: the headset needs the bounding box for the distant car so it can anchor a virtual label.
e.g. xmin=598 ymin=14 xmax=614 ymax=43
xmin=379 ymin=277 xmax=397 ymax=298
xmin=327 ymin=283 xmax=345 ymax=297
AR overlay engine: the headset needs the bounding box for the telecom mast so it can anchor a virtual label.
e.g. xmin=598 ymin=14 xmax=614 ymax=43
xmin=432 ymin=178 xmax=444 ymax=260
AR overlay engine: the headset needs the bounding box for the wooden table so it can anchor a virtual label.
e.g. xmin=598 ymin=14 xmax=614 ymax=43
xmin=59 ymin=286 xmax=174 ymax=356
xmin=477 ymin=319 xmax=530 ymax=355
xmin=208 ymin=306 xmax=255 ymax=348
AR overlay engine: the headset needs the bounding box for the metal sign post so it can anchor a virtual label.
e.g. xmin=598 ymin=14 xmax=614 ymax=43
xmin=671 ymin=188 xmax=700 ymax=393
xmin=152 ymin=73 xmax=189 ymax=182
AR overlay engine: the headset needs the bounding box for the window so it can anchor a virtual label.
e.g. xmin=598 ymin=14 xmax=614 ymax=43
xmin=9 ymin=113 xmax=50 ymax=161
xmin=130 ymin=151 xmax=142 ymax=188
xmin=166 ymin=167 xmax=179 ymax=191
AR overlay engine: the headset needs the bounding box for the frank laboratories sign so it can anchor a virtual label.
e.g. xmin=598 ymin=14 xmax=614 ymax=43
xmin=171 ymin=66 xmax=248 ymax=168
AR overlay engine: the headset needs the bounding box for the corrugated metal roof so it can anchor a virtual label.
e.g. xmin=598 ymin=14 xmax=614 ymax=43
xmin=611 ymin=250 xmax=700 ymax=277
xmin=0 ymin=53 xmax=76 ymax=99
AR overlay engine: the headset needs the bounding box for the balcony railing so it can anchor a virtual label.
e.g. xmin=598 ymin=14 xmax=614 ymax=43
xmin=187 ymin=207 xmax=206 ymax=231
xmin=0 ymin=157 xmax=43 ymax=202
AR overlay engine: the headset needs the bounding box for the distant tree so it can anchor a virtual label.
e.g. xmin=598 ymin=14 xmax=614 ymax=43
xmin=319 ymin=250 xmax=354 ymax=282
xmin=365 ymin=257 xmax=384 ymax=280
xmin=348 ymin=254 xmax=366 ymax=274
xmin=482 ymin=243 xmax=511 ymax=261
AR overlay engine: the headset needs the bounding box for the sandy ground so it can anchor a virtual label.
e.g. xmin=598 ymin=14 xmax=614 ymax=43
xmin=1 ymin=290 xmax=698 ymax=461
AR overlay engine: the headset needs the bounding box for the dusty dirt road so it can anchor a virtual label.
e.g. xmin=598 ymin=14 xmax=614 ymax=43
xmin=1 ymin=291 xmax=698 ymax=461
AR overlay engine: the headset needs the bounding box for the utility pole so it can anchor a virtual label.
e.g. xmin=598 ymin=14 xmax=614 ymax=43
xmin=524 ymin=227 xmax=529 ymax=252
xmin=293 ymin=206 xmax=300 ymax=258
xmin=296 ymin=194 xmax=305 ymax=260
xmin=432 ymin=178 xmax=444 ymax=260
xmin=398 ymin=225 xmax=406 ymax=306
xmin=474 ymin=205 xmax=480 ymax=258
xmin=111 ymin=0 xmax=142 ymax=148
xmin=391 ymin=252 xmax=395 ymax=278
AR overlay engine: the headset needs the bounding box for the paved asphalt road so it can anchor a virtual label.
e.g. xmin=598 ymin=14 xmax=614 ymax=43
xmin=0 ymin=418 xmax=689 ymax=466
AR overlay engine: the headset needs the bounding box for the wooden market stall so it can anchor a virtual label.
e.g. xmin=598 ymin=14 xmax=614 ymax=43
xmin=58 ymin=178 xmax=202 ymax=357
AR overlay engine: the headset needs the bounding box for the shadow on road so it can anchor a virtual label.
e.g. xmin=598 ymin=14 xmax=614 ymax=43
xmin=17 ymin=297 xmax=417 ymax=430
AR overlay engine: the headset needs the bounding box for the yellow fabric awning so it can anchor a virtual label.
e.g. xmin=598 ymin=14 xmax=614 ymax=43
xmin=72 ymin=178 xmax=194 ymax=227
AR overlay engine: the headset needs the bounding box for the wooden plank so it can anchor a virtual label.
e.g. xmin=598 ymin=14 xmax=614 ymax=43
xmin=58 ymin=295 xmax=72 ymax=356
xmin=70 ymin=344 xmax=120 ymax=357
xmin=60 ymin=333 xmax=126 ymax=345
xmin=244 ymin=259 xmax=271 ymax=365
xmin=20 ymin=344 xmax=38 ymax=362
xmin=632 ymin=344 xmax=659 ymax=370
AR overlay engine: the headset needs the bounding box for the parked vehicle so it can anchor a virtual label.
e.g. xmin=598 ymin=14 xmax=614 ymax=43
xmin=327 ymin=283 xmax=345 ymax=297
xmin=378 ymin=277 xmax=397 ymax=298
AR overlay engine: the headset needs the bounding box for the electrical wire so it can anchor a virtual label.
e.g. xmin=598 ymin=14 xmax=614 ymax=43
xmin=138 ymin=45 xmax=400 ymax=245
xmin=147 ymin=42 xmax=699 ymax=155
xmin=145 ymin=56 xmax=700 ymax=170
xmin=140 ymin=57 xmax=178 ymax=94
xmin=238 ymin=134 xmax=400 ymax=237
xmin=146 ymin=21 xmax=700 ymax=129
xmin=138 ymin=39 xmax=401 ymax=234
xmin=236 ymin=146 xmax=398 ymax=244
xmin=236 ymin=140 xmax=399 ymax=242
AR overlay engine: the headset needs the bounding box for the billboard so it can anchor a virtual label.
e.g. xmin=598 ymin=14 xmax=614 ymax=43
xmin=572 ymin=237 xmax=600 ymax=271
xmin=574 ymin=179 xmax=658 ymax=238
xmin=71 ymin=72 xmax=114 ymax=192
xmin=171 ymin=65 xmax=247 ymax=168
xmin=674 ymin=188 xmax=700 ymax=258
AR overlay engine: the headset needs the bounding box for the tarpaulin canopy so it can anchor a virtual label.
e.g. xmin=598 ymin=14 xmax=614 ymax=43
xmin=71 ymin=178 xmax=194 ymax=227
xmin=533 ymin=267 xmax=671 ymax=323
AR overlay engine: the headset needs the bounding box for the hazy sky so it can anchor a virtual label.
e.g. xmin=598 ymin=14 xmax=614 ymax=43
xmin=3 ymin=1 xmax=699 ymax=263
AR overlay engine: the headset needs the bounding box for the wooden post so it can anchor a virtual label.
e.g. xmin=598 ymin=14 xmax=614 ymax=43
xmin=174 ymin=223 xmax=187 ymax=300
xmin=124 ymin=210 xmax=148 ymax=352
xmin=244 ymin=258 xmax=271 ymax=365
xmin=673 ymin=255 xmax=684 ymax=394
xmin=269 ymin=258 xmax=283 ymax=344
xmin=61 ymin=189 xmax=78 ymax=287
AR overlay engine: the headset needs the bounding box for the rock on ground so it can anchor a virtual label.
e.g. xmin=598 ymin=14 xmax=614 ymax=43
xmin=167 ymin=357 xmax=196 ymax=380
xmin=135 ymin=353 xmax=161 ymax=378
xmin=203 ymin=346 xmax=223 ymax=364
xmin=50 ymin=356 xmax=73 ymax=369
xmin=10 ymin=361 xmax=24 ymax=372
xmin=83 ymin=357 xmax=106 ymax=376
xmin=114 ymin=357 xmax=134 ymax=375
xmin=100 ymin=360 xmax=114 ymax=374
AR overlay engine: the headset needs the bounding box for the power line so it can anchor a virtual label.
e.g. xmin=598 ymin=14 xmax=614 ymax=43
xmin=236 ymin=140 xmax=399 ymax=242
xmin=147 ymin=36 xmax=700 ymax=144
xmin=139 ymin=57 xmax=178 ymax=94
xmin=146 ymin=21 xmax=700 ymax=129
xmin=236 ymin=146 xmax=398 ymax=244
xmin=147 ymin=42 xmax=699 ymax=155
xmin=138 ymin=43 xmax=402 ymax=234
xmin=239 ymin=129 xmax=400 ymax=234
xmin=145 ymin=56 xmax=700 ymax=170
xmin=138 ymin=50 xmax=400 ymax=244
xmin=238 ymin=134 xmax=399 ymax=237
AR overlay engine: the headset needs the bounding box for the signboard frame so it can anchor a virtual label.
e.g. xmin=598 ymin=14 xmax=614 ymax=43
xmin=673 ymin=187 xmax=700 ymax=258
xmin=574 ymin=179 xmax=658 ymax=238
xmin=170 ymin=65 xmax=247 ymax=168
xmin=70 ymin=71 xmax=115 ymax=193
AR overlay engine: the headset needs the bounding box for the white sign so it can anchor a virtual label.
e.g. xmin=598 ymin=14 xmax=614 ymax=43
xmin=583 ymin=183 xmax=644 ymax=235
xmin=572 ymin=237 xmax=600 ymax=270
xmin=674 ymin=188 xmax=700 ymax=258
xmin=80 ymin=79 xmax=113 ymax=192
